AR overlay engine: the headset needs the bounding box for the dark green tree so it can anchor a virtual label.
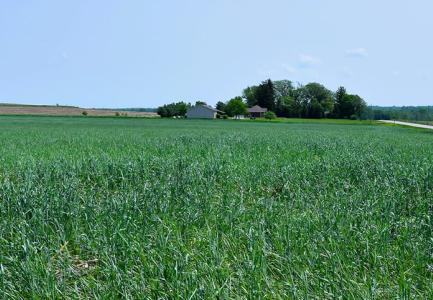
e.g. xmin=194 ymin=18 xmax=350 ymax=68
xmin=274 ymin=80 xmax=295 ymax=117
xmin=242 ymin=86 xmax=259 ymax=107
xmin=305 ymin=83 xmax=333 ymax=103
xmin=304 ymin=83 xmax=333 ymax=118
xmin=339 ymin=94 xmax=367 ymax=118
xmin=255 ymin=79 xmax=275 ymax=111
xmin=308 ymin=99 xmax=323 ymax=118
xmin=225 ymin=97 xmax=247 ymax=117
xmin=287 ymin=95 xmax=303 ymax=118
xmin=292 ymin=85 xmax=310 ymax=118
xmin=336 ymin=86 xmax=347 ymax=102
xmin=334 ymin=86 xmax=347 ymax=117
xmin=157 ymin=102 xmax=189 ymax=118
xmin=215 ymin=101 xmax=226 ymax=113
xmin=322 ymin=97 xmax=335 ymax=117
xmin=275 ymin=95 xmax=296 ymax=117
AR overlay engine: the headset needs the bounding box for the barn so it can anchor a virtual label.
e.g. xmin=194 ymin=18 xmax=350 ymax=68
xmin=187 ymin=105 xmax=221 ymax=119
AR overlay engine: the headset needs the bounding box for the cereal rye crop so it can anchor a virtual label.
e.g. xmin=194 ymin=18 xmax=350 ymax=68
xmin=0 ymin=116 xmax=432 ymax=298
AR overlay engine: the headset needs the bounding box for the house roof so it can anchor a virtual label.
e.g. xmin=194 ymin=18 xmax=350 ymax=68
xmin=190 ymin=104 xmax=223 ymax=113
xmin=248 ymin=105 xmax=268 ymax=113
xmin=203 ymin=105 xmax=220 ymax=112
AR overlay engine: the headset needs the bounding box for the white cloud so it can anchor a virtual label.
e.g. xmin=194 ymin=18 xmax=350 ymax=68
xmin=298 ymin=54 xmax=321 ymax=67
xmin=346 ymin=48 xmax=368 ymax=58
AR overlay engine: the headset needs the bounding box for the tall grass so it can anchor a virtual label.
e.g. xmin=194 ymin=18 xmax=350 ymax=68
xmin=0 ymin=116 xmax=432 ymax=298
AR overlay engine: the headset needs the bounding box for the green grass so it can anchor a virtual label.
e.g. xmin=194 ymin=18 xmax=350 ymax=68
xmin=0 ymin=116 xmax=432 ymax=298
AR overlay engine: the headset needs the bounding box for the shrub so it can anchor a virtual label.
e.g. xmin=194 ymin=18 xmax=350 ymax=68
xmin=264 ymin=111 xmax=277 ymax=120
xmin=82 ymin=111 xmax=88 ymax=116
xmin=115 ymin=112 xmax=120 ymax=117
xmin=222 ymin=115 xmax=228 ymax=119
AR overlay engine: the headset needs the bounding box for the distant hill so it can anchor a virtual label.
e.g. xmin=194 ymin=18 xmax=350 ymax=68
xmin=0 ymin=103 xmax=158 ymax=117
xmin=0 ymin=103 xmax=79 ymax=108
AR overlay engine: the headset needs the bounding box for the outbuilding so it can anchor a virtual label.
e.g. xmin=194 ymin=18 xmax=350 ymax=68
xmin=248 ymin=105 xmax=268 ymax=118
xmin=186 ymin=105 xmax=221 ymax=119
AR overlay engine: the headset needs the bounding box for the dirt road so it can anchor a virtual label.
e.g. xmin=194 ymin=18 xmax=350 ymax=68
xmin=380 ymin=120 xmax=433 ymax=130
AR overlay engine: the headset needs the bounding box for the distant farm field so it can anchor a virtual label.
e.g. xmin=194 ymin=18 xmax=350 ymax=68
xmin=0 ymin=104 xmax=158 ymax=117
xmin=0 ymin=116 xmax=432 ymax=298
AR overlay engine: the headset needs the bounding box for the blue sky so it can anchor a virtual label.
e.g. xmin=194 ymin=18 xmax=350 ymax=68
xmin=0 ymin=0 xmax=432 ymax=108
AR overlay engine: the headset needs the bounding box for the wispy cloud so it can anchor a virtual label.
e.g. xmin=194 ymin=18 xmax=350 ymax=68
xmin=282 ymin=64 xmax=296 ymax=75
xmin=346 ymin=48 xmax=368 ymax=58
xmin=298 ymin=54 xmax=321 ymax=67
xmin=340 ymin=67 xmax=354 ymax=78
xmin=257 ymin=63 xmax=275 ymax=77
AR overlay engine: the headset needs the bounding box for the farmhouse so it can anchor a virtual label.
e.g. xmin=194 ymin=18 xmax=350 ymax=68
xmin=248 ymin=105 xmax=268 ymax=118
xmin=187 ymin=104 xmax=221 ymax=119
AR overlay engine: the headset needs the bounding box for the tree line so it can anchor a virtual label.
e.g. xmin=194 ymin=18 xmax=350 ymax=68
xmin=157 ymin=102 xmax=189 ymax=118
xmin=366 ymin=106 xmax=433 ymax=121
xmin=157 ymin=79 xmax=368 ymax=119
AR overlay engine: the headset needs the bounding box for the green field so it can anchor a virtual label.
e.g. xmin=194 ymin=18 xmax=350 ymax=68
xmin=0 ymin=116 xmax=432 ymax=298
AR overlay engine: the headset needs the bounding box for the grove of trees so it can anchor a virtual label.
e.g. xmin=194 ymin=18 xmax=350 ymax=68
xmin=237 ymin=79 xmax=367 ymax=119
xmin=156 ymin=102 xmax=189 ymax=118
xmin=157 ymin=79 xmax=370 ymax=119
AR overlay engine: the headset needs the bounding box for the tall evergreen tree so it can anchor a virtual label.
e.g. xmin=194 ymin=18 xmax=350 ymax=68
xmin=215 ymin=101 xmax=226 ymax=113
xmin=256 ymin=79 xmax=275 ymax=111
xmin=334 ymin=86 xmax=347 ymax=117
